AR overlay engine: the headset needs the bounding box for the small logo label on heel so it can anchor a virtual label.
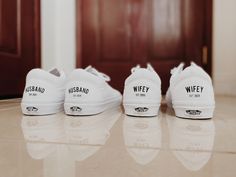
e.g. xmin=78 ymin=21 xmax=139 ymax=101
xmin=26 ymin=106 xmax=38 ymax=112
xmin=186 ymin=110 xmax=202 ymax=115
xmin=135 ymin=107 xmax=149 ymax=113
xmin=133 ymin=86 xmax=149 ymax=97
xmin=70 ymin=106 xmax=82 ymax=112
xmin=185 ymin=85 xmax=204 ymax=98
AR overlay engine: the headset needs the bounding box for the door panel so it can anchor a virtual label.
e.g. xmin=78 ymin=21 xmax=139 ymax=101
xmin=146 ymin=0 xmax=205 ymax=92
xmin=150 ymin=0 xmax=184 ymax=59
xmin=78 ymin=0 xmax=211 ymax=93
xmin=101 ymin=0 xmax=131 ymax=61
xmin=0 ymin=0 xmax=40 ymax=97
xmin=81 ymin=0 xmax=132 ymax=90
xmin=0 ymin=0 xmax=18 ymax=54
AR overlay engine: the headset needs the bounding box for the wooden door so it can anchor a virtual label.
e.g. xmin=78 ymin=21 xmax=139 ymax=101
xmin=77 ymin=0 xmax=212 ymax=93
xmin=0 ymin=0 xmax=41 ymax=98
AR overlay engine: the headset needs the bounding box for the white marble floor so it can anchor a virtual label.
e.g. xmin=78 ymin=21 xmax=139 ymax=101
xmin=0 ymin=96 xmax=235 ymax=177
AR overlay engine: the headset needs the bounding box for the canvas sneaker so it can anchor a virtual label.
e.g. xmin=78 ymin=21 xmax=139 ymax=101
xmin=166 ymin=62 xmax=215 ymax=119
xmin=21 ymin=68 xmax=66 ymax=115
xmin=123 ymin=64 xmax=161 ymax=116
xmin=64 ymin=66 xmax=122 ymax=115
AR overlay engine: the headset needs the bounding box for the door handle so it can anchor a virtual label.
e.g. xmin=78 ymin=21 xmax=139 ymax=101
xmin=202 ymin=46 xmax=208 ymax=65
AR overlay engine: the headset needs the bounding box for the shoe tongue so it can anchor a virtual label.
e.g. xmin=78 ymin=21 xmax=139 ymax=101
xmin=190 ymin=61 xmax=202 ymax=70
xmin=189 ymin=61 xmax=205 ymax=73
xmin=85 ymin=65 xmax=99 ymax=76
xmin=84 ymin=65 xmax=91 ymax=70
xmin=190 ymin=61 xmax=198 ymax=67
xmin=85 ymin=66 xmax=110 ymax=81
xmin=131 ymin=64 xmax=141 ymax=73
xmin=147 ymin=63 xmax=156 ymax=73
xmin=49 ymin=68 xmax=60 ymax=77
xmin=171 ymin=62 xmax=184 ymax=75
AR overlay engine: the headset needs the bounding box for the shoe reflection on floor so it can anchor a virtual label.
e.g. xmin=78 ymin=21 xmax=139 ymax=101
xmin=21 ymin=107 xmax=122 ymax=177
xmin=123 ymin=115 xmax=162 ymax=165
xmin=166 ymin=107 xmax=215 ymax=171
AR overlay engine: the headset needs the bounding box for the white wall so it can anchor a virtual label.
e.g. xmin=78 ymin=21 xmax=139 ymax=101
xmin=213 ymin=0 xmax=236 ymax=96
xmin=41 ymin=0 xmax=236 ymax=96
xmin=41 ymin=0 xmax=76 ymax=74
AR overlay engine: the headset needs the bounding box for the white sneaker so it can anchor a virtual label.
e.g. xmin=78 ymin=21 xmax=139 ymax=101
xmin=64 ymin=66 xmax=122 ymax=115
xmin=166 ymin=62 xmax=215 ymax=119
xmin=21 ymin=68 xmax=66 ymax=115
xmin=123 ymin=64 xmax=161 ymax=116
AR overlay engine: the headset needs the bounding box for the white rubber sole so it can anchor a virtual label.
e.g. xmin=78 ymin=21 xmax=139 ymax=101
xmin=21 ymin=102 xmax=64 ymax=115
xmin=64 ymin=97 xmax=122 ymax=116
xmin=123 ymin=103 xmax=160 ymax=117
xmin=173 ymin=105 xmax=215 ymax=119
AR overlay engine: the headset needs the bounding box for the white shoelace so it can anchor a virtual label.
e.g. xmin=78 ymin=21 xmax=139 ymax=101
xmin=85 ymin=66 xmax=111 ymax=81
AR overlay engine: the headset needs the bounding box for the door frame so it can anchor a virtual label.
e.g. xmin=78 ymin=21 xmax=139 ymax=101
xmin=34 ymin=0 xmax=41 ymax=68
xmin=0 ymin=0 xmax=41 ymax=98
xmin=204 ymin=0 xmax=213 ymax=76
xmin=76 ymin=0 xmax=82 ymax=68
xmin=76 ymin=0 xmax=213 ymax=76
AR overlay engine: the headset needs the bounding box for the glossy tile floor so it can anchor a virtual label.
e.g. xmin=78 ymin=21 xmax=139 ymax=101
xmin=0 ymin=96 xmax=236 ymax=177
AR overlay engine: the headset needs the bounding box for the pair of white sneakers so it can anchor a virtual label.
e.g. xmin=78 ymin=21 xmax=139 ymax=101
xmin=21 ymin=62 xmax=215 ymax=119
xmin=21 ymin=66 xmax=122 ymax=116
xmin=123 ymin=62 xmax=215 ymax=119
